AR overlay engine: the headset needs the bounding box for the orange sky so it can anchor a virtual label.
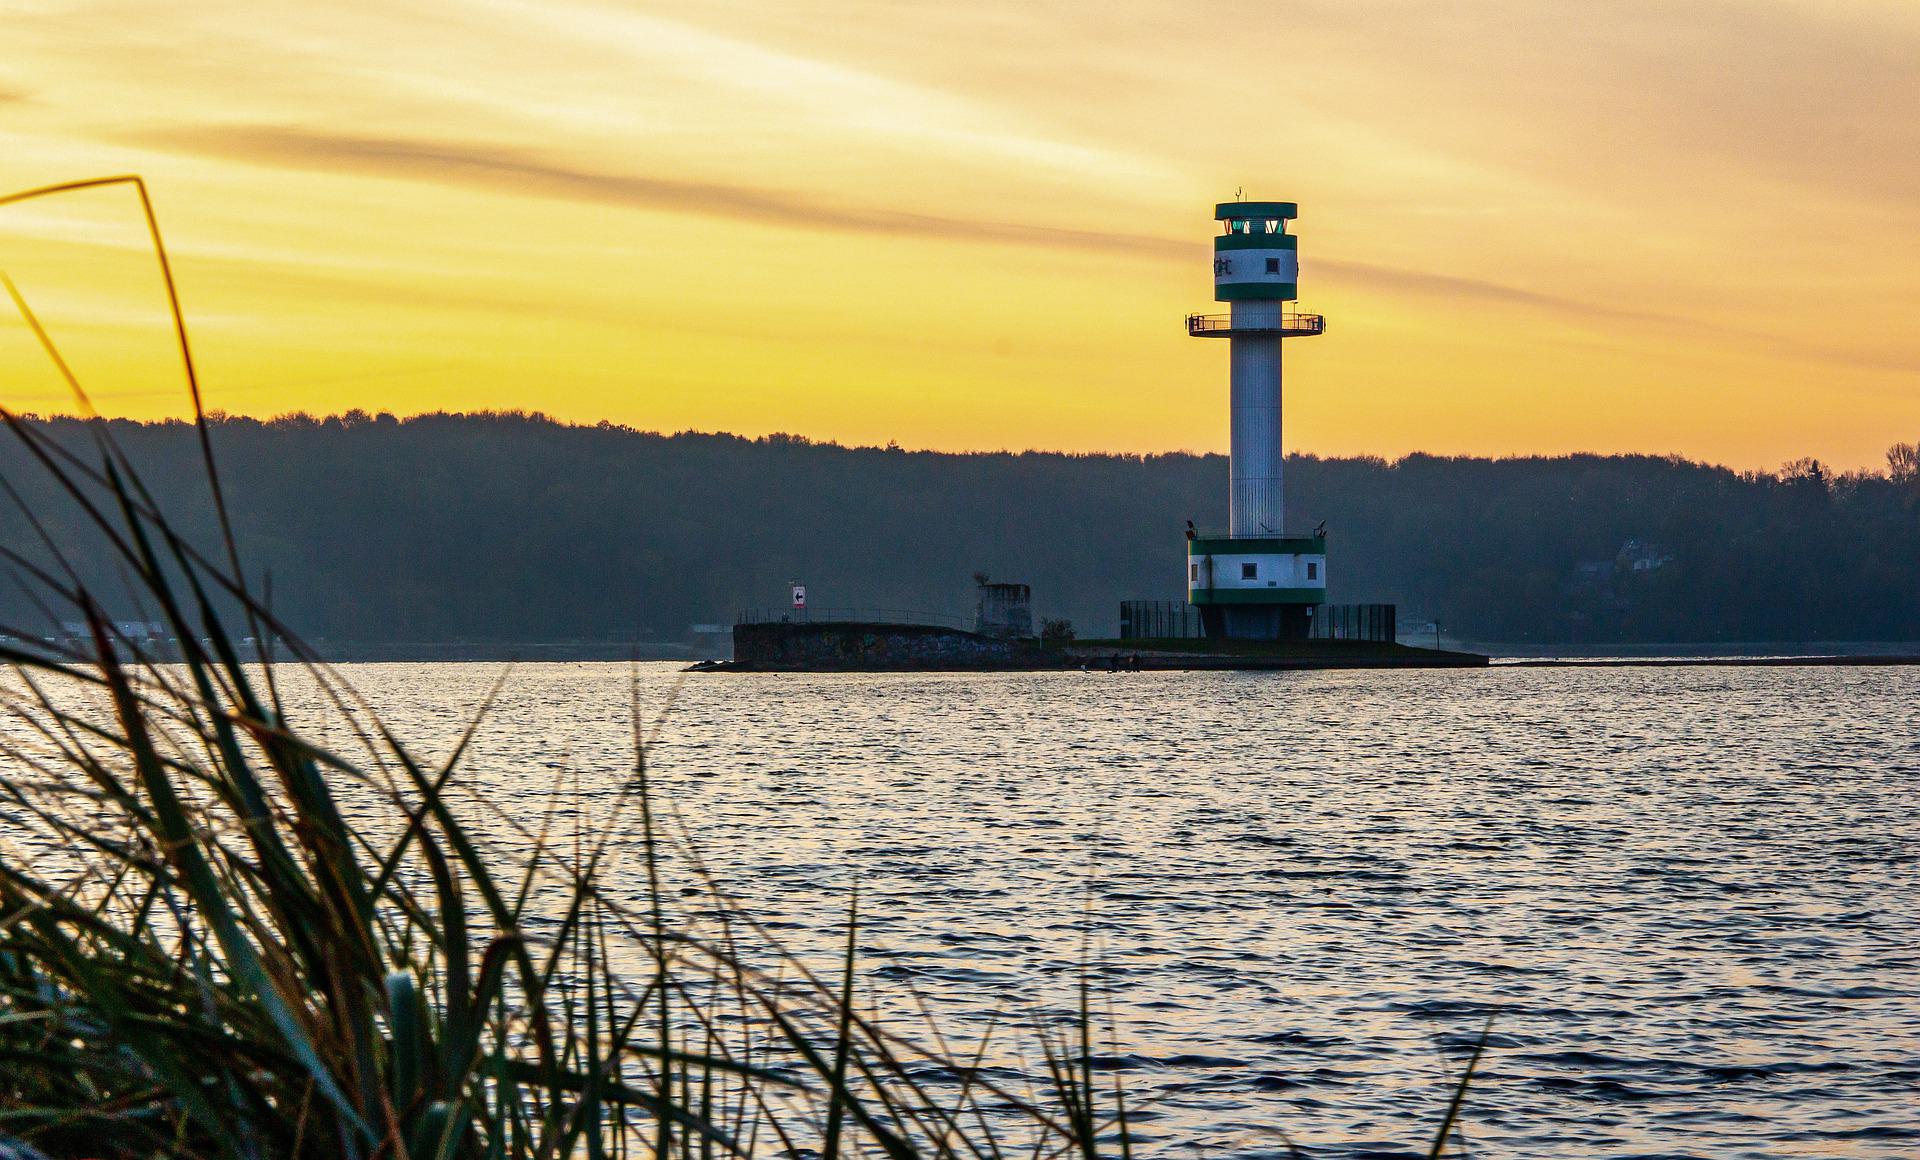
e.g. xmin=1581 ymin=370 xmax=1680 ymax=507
xmin=2 ymin=0 xmax=1917 ymax=470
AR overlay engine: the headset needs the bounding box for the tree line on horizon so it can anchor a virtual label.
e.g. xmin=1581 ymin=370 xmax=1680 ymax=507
xmin=3 ymin=409 xmax=1917 ymax=645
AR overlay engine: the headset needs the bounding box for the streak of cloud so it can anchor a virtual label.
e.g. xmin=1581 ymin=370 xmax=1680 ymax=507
xmin=140 ymin=123 xmax=1725 ymax=335
xmin=1317 ymin=260 xmax=1688 ymax=330
xmin=145 ymin=124 xmax=1194 ymax=262
xmin=1318 ymin=261 xmax=1920 ymax=375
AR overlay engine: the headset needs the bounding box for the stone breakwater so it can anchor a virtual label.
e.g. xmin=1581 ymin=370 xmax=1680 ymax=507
xmin=709 ymin=622 xmax=1487 ymax=671
xmin=726 ymin=621 xmax=1056 ymax=670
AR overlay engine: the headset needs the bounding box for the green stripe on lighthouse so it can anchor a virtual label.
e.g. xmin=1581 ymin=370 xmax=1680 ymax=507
xmin=1189 ymin=588 xmax=1327 ymax=606
xmin=1190 ymin=536 xmax=1326 ymax=555
xmin=1215 ymin=201 xmax=1298 ymax=220
xmin=1214 ymin=283 xmax=1299 ymax=301
xmin=1214 ymin=234 xmax=1299 ymax=251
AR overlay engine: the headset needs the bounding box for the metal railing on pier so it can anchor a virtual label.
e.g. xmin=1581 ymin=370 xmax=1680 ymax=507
xmin=1119 ymin=600 xmax=1205 ymax=640
xmin=1311 ymin=603 xmax=1397 ymax=642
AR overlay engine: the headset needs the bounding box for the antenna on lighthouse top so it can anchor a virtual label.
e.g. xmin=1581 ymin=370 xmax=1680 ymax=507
xmin=1234 ymin=186 xmax=1245 ymax=201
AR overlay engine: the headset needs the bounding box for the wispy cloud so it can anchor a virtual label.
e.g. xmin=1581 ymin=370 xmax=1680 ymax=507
xmin=141 ymin=120 xmax=1835 ymax=349
xmin=144 ymin=124 xmax=1194 ymax=261
xmin=1319 ymin=259 xmax=1920 ymax=375
xmin=1318 ymin=260 xmax=1687 ymax=330
xmin=107 ymin=119 xmax=1920 ymax=380
xmin=142 ymin=122 xmax=1741 ymax=331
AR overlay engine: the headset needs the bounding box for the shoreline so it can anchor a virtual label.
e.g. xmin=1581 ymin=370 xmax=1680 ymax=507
xmin=11 ymin=642 xmax=1917 ymax=669
xmin=692 ymin=652 xmax=1920 ymax=672
xmin=1495 ymin=653 xmax=1920 ymax=667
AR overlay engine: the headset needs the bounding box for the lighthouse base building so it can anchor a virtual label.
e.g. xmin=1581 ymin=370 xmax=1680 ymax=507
xmin=1187 ymin=534 xmax=1326 ymax=640
xmin=1184 ymin=199 xmax=1328 ymax=641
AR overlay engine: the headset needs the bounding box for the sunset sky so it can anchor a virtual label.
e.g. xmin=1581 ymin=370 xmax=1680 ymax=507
xmin=1 ymin=0 xmax=1916 ymax=469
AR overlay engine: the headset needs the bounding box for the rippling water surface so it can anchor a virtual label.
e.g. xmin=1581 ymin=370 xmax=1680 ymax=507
xmin=312 ymin=663 xmax=1917 ymax=1158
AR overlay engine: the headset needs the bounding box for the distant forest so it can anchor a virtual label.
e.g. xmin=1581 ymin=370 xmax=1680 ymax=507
xmin=4 ymin=411 xmax=1918 ymax=645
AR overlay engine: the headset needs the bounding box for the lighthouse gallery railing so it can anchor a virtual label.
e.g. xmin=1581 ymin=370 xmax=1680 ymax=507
xmin=1185 ymin=312 xmax=1325 ymax=337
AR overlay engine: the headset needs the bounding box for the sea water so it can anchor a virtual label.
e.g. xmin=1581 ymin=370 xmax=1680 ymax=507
xmin=253 ymin=664 xmax=1920 ymax=1156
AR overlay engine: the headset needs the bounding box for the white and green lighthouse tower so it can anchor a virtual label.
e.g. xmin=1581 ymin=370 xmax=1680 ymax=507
xmin=1185 ymin=199 xmax=1327 ymax=640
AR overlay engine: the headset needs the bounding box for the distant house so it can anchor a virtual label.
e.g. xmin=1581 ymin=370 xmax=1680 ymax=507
xmin=1564 ymin=538 xmax=1678 ymax=638
xmin=56 ymin=620 xmax=166 ymax=639
xmin=1617 ymin=538 xmax=1675 ymax=573
xmin=1570 ymin=540 xmax=1676 ymax=593
xmin=1568 ymin=560 xmax=1613 ymax=590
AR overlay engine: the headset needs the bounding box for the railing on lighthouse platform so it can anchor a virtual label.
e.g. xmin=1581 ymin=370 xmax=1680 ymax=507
xmin=1185 ymin=312 xmax=1326 ymax=338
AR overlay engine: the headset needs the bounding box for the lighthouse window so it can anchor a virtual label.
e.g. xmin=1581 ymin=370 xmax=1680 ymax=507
xmin=1266 ymin=258 xmax=1281 ymax=274
xmin=1264 ymin=220 xmax=1280 ymax=234
xmin=1307 ymin=562 xmax=1318 ymax=580
xmin=1190 ymin=562 xmax=1199 ymax=582
xmin=1241 ymin=562 xmax=1258 ymax=580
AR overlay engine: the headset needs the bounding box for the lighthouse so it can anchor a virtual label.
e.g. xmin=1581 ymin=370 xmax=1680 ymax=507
xmin=1185 ymin=200 xmax=1327 ymax=640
